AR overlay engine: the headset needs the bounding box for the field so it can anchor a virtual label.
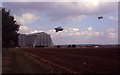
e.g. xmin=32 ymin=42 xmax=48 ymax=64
xmin=2 ymin=47 xmax=120 ymax=74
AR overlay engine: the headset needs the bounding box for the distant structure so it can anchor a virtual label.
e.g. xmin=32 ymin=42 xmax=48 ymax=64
xmin=18 ymin=32 xmax=54 ymax=47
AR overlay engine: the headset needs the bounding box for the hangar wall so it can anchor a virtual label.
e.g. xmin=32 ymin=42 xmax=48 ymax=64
xmin=18 ymin=32 xmax=54 ymax=47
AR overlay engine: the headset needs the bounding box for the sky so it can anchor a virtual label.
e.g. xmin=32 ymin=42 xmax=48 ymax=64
xmin=2 ymin=0 xmax=119 ymax=45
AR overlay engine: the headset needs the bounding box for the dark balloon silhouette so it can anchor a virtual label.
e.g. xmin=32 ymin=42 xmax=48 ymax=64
xmin=98 ymin=16 xmax=103 ymax=19
xmin=54 ymin=26 xmax=63 ymax=32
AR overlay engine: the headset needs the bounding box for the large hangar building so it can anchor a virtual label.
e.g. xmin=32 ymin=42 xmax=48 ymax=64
xmin=18 ymin=32 xmax=54 ymax=47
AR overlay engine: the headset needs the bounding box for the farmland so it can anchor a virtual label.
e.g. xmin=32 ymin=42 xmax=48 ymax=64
xmin=2 ymin=47 xmax=120 ymax=74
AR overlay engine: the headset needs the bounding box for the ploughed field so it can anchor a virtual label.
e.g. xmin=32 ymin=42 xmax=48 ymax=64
xmin=20 ymin=47 xmax=120 ymax=73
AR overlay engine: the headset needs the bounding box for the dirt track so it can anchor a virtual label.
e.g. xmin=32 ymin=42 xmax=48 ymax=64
xmin=20 ymin=47 xmax=120 ymax=73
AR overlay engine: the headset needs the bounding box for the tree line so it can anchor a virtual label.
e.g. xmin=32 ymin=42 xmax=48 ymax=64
xmin=2 ymin=8 xmax=20 ymax=47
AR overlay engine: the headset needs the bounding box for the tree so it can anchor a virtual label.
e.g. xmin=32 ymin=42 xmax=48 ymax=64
xmin=56 ymin=45 xmax=61 ymax=48
xmin=68 ymin=45 xmax=71 ymax=48
xmin=72 ymin=44 xmax=76 ymax=48
xmin=2 ymin=8 xmax=20 ymax=47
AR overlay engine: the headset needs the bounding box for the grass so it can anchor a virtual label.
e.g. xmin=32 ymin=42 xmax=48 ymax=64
xmin=2 ymin=48 xmax=50 ymax=73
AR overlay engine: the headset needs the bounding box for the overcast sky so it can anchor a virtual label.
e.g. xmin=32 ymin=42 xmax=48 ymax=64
xmin=2 ymin=1 xmax=119 ymax=45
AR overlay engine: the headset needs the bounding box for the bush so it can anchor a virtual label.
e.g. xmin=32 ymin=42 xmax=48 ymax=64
xmin=56 ymin=45 xmax=61 ymax=48
xmin=68 ymin=45 xmax=71 ymax=48
xmin=35 ymin=45 xmax=44 ymax=48
xmin=35 ymin=45 xmax=39 ymax=47
xmin=18 ymin=46 xmax=21 ymax=47
xmin=72 ymin=44 xmax=76 ymax=48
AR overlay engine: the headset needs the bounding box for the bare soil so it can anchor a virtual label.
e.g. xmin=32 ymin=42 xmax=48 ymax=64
xmin=19 ymin=47 xmax=120 ymax=73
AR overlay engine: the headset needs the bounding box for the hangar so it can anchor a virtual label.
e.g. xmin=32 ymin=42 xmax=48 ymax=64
xmin=18 ymin=32 xmax=54 ymax=47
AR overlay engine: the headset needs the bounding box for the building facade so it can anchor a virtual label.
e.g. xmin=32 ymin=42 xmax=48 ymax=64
xmin=18 ymin=32 xmax=54 ymax=47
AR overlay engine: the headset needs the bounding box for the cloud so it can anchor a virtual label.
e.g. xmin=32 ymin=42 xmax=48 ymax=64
xmin=46 ymin=27 xmax=109 ymax=44
xmin=72 ymin=28 xmax=79 ymax=31
xmin=62 ymin=15 xmax=87 ymax=23
xmin=106 ymin=28 xmax=115 ymax=32
xmin=19 ymin=25 xmax=32 ymax=34
xmin=2 ymin=2 xmax=118 ymax=44
xmin=19 ymin=25 xmax=44 ymax=34
xmin=30 ymin=30 xmax=43 ymax=34
xmin=46 ymin=2 xmax=117 ymax=22
xmin=87 ymin=27 xmax=93 ymax=31
xmin=47 ymin=27 xmax=104 ymax=38
xmin=47 ymin=27 xmax=118 ymax=44
xmin=14 ymin=13 xmax=40 ymax=24
xmin=2 ymin=0 xmax=120 ymax=2
xmin=107 ymin=33 xmax=117 ymax=38
xmin=3 ymin=2 xmax=118 ymax=23
xmin=18 ymin=26 xmax=118 ymax=44
xmin=106 ymin=28 xmax=118 ymax=39
xmin=0 ymin=0 xmax=2 ymax=7
xmin=108 ymin=16 xmax=118 ymax=21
